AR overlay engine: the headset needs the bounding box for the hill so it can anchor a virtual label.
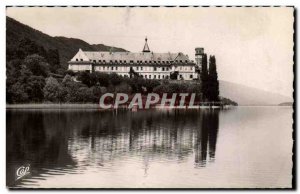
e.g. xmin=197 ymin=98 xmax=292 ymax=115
xmin=278 ymin=102 xmax=293 ymax=106
xmin=219 ymin=80 xmax=293 ymax=106
xmin=6 ymin=17 xmax=127 ymax=68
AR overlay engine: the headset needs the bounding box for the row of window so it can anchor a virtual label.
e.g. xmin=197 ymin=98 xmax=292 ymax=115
xmin=117 ymin=74 xmax=193 ymax=79
xmin=95 ymin=66 xmax=172 ymax=71
xmin=95 ymin=66 xmax=193 ymax=71
xmin=75 ymin=58 xmax=189 ymax=64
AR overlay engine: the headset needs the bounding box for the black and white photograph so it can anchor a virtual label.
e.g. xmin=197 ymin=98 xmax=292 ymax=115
xmin=5 ymin=5 xmax=294 ymax=189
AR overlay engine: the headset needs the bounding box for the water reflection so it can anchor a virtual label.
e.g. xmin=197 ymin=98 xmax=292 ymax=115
xmin=7 ymin=109 xmax=219 ymax=188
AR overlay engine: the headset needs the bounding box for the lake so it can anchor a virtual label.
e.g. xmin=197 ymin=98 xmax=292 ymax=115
xmin=6 ymin=107 xmax=293 ymax=188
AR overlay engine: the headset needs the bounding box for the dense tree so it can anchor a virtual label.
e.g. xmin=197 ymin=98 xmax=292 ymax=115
xmin=43 ymin=77 xmax=63 ymax=102
xmin=23 ymin=54 xmax=50 ymax=77
xmin=201 ymin=54 xmax=209 ymax=100
xmin=75 ymin=87 xmax=94 ymax=103
xmin=109 ymin=73 xmax=122 ymax=86
xmin=77 ymin=71 xmax=91 ymax=87
xmin=7 ymin=82 xmax=29 ymax=103
xmin=90 ymin=85 xmax=102 ymax=103
xmin=144 ymin=79 xmax=160 ymax=93
xmin=47 ymin=49 xmax=60 ymax=73
xmin=207 ymin=55 xmax=219 ymax=101
xmin=26 ymin=76 xmax=45 ymax=102
xmin=170 ymin=71 xmax=179 ymax=80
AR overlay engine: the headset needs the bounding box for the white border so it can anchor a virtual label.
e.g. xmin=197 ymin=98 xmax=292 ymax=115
xmin=0 ymin=0 xmax=297 ymax=194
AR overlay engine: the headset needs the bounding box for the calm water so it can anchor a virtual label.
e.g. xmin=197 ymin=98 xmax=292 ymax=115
xmin=6 ymin=107 xmax=293 ymax=188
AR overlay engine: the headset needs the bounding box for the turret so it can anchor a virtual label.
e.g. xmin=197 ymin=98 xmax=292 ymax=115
xmin=143 ymin=37 xmax=150 ymax=52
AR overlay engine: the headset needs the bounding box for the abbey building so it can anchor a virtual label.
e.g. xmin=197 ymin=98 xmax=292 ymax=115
xmin=68 ymin=38 xmax=205 ymax=80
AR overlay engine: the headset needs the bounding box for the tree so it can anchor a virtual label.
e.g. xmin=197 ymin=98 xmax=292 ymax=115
xmin=75 ymin=87 xmax=93 ymax=102
xmin=144 ymin=79 xmax=160 ymax=93
xmin=109 ymin=73 xmax=122 ymax=86
xmin=170 ymin=71 xmax=179 ymax=80
xmin=62 ymin=74 xmax=73 ymax=85
xmin=47 ymin=49 xmax=60 ymax=73
xmin=77 ymin=71 xmax=91 ymax=87
xmin=7 ymin=82 xmax=29 ymax=103
xmin=90 ymin=85 xmax=102 ymax=103
xmin=23 ymin=54 xmax=50 ymax=77
xmin=43 ymin=77 xmax=63 ymax=102
xmin=207 ymin=55 xmax=219 ymax=101
xmin=27 ymin=76 xmax=45 ymax=102
xmin=201 ymin=54 xmax=209 ymax=100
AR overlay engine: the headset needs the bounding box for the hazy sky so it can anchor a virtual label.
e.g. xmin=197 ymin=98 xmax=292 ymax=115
xmin=6 ymin=7 xmax=294 ymax=97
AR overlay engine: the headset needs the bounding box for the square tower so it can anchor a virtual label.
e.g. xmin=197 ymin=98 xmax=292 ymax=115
xmin=195 ymin=47 xmax=204 ymax=67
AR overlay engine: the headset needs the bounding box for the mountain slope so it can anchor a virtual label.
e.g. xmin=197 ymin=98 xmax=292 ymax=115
xmin=220 ymin=80 xmax=293 ymax=106
xmin=6 ymin=17 xmax=127 ymax=68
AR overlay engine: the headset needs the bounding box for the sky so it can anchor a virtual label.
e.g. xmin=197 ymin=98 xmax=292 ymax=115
xmin=6 ymin=7 xmax=294 ymax=97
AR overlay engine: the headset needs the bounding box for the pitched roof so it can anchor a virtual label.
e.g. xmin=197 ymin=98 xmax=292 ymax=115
xmin=82 ymin=51 xmax=190 ymax=63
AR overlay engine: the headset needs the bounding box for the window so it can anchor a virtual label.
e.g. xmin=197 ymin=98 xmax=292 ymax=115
xmin=145 ymin=75 xmax=147 ymax=78
xmin=115 ymin=60 xmax=118 ymax=63
xmin=149 ymin=75 xmax=152 ymax=79
xmin=141 ymin=67 xmax=143 ymax=71
xmin=130 ymin=60 xmax=134 ymax=63
xmin=190 ymin=74 xmax=193 ymax=79
xmin=180 ymin=74 xmax=183 ymax=78
xmin=158 ymin=75 xmax=160 ymax=79
xmin=190 ymin=67 xmax=193 ymax=70
xmin=154 ymin=61 xmax=157 ymax=63
xmin=93 ymin=60 xmax=96 ymax=63
xmin=175 ymin=60 xmax=178 ymax=63
xmin=154 ymin=75 xmax=156 ymax=79
xmin=162 ymin=67 xmax=165 ymax=71
xmin=185 ymin=60 xmax=188 ymax=63
xmin=116 ymin=67 xmax=118 ymax=70
xmin=111 ymin=67 xmax=114 ymax=70
xmin=162 ymin=75 xmax=165 ymax=79
xmin=80 ymin=59 xmax=83 ymax=61
xmin=180 ymin=60 xmax=182 ymax=63
xmin=99 ymin=60 xmax=101 ymax=62
xmin=76 ymin=58 xmax=78 ymax=61
xmin=162 ymin=61 xmax=165 ymax=64
xmin=145 ymin=61 xmax=147 ymax=63
xmin=120 ymin=60 xmax=122 ymax=63
xmin=103 ymin=60 xmax=106 ymax=63
xmin=154 ymin=67 xmax=157 ymax=71
xmin=110 ymin=60 xmax=113 ymax=63
xmin=136 ymin=67 xmax=139 ymax=71
xmin=124 ymin=60 xmax=126 ymax=63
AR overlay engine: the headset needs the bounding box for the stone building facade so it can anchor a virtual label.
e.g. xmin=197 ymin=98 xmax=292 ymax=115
xmin=68 ymin=38 xmax=201 ymax=80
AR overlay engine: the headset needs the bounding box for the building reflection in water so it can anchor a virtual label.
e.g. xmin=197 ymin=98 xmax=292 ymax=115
xmin=7 ymin=109 xmax=219 ymax=187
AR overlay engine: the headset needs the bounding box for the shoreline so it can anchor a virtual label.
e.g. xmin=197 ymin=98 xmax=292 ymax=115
xmin=6 ymin=103 xmax=291 ymax=110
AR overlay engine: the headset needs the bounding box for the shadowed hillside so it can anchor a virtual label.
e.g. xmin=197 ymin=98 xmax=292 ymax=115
xmin=220 ymin=80 xmax=293 ymax=106
xmin=6 ymin=17 xmax=127 ymax=68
